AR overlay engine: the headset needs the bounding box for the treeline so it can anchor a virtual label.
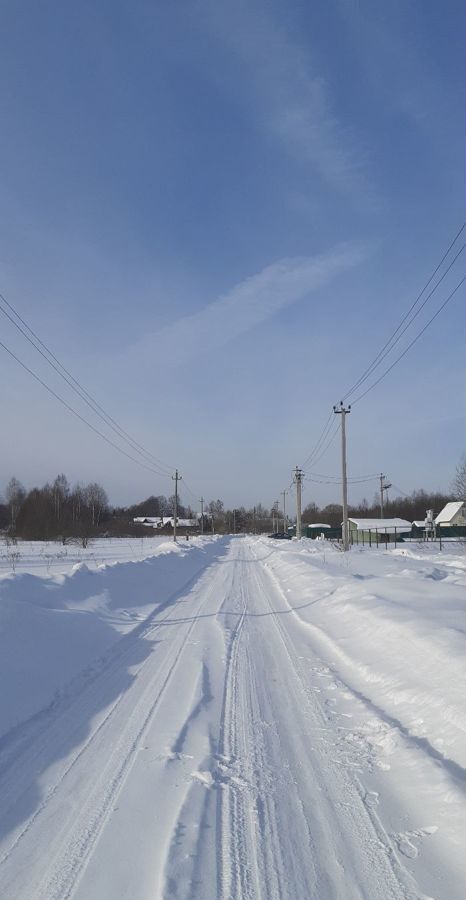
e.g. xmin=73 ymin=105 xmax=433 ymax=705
xmin=0 ymin=474 xmax=458 ymax=541
xmin=302 ymin=489 xmax=453 ymax=528
xmin=1 ymin=475 xmax=109 ymax=543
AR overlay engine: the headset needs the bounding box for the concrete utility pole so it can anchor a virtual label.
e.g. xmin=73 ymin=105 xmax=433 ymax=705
xmin=199 ymin=496 xmax=204 ymax=534
xmin=281 ymin=490 xmax=287 ymax=535
xmin=293 ymin=467 xmax=304 ymax=539
xmin=172 ymin=469 xmax=182 ymax=542
xmin=273 ymin=501 xmax=279 ymax=534
xmin=333 ymin=402 xmax=351 ymax=551
xmin=379 ymin=474 xmax=392 ymax=518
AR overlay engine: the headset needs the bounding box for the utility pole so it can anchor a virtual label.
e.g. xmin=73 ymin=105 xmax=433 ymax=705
xmin=199 ymin=496 xmax=204 ymax=534
xmin=233 ymin=509 xmax=236 ymax=534
xmin=172 ymin=469 xmax=182 ymax=542
xmin=379 ymin=474 xmax=392 ymax=518
xmin=273 ymin=501 xmax=279 ymax=534
xmin=333 ymin=402 xmax=351 ymax=551
xmin=253 ymin=506 xmax=256 ymax=535
xmin=281 ymin=490 xmax=287 ymax=535
xmin=293 ymin=467 xmax=304 ymax=539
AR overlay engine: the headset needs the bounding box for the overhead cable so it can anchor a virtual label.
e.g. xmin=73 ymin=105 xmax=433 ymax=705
xmin=300 ymin=410 xmax=334 ymax=469
xmin=0 ymin=338 xmax=173 ymax=479
xmin=351 ymin=277 xmax=465 ymax=404
xmin=343 ymin=223 xmax=465 ymax=402
xmin=0 ymin=291 xmax=173 ymax=476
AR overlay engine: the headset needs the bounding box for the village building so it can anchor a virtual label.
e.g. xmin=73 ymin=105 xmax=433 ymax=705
xmin=348 ymin=517 xmax=412 ymax=544
xmin=133 ymin=516 xmax=198 ymax=530
xmin=435 ymin=501 xmax=466 ymax=528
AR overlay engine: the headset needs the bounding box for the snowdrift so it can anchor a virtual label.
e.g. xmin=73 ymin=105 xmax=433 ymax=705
xmin=261 ymin=540 xmax=466 ymax=771
xmin=0 ymin=537 xmax=224 ymax=739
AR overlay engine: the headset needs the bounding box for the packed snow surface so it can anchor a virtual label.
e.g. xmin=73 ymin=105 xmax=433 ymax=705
xmin=0 ymin=535 xmax=464 ymax=899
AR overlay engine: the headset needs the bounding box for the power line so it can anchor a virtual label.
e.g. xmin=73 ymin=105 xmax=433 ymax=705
xmin=0 ymin=337 xmax=173 ymax=479
xmin=305 ymin=473 xmax=378 ymax=484
xmin=181 ymin=479 xmax=201 ymax=502
xmin=0 ymin=291 xmax=173 ymax=477
xmin=300 ymin=410 xmax=334 ymax=469
xmin=343 ymin=224 xmax=466 ymax=400
xmin=390 ymin=483 xmax=411 ymax=498
xmin=307 ymin=470 xmax=379 ymax=480
xmin=351 ymin=276 xmax=465 ymax=405
xmin=302 ymin=419 xmax=341 ymax=471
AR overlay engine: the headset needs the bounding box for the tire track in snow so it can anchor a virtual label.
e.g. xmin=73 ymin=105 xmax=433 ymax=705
xmin=248 ymin=542 xmax=421 ymax=900
xmin=215 ymin=561 xmax=256 ymax=900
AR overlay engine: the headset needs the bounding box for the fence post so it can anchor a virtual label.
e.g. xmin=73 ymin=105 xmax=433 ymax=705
xmin=439 ymin=528 xmax=442 ymax=551
xmin=395 ymin=527 xmax=397 ymax=549
xmin=376 ymin=529 xmax=379 ymax=548
xmin=369 ymin=528 xmax=372 ymax=548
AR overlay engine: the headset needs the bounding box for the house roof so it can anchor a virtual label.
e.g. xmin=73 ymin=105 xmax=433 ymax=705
xmin=133 ymin=516 xmax=159 ymax=524
xmin=348 ymin=517 xmax=412 ymax=532
xmin=307 ymin=523 xmax=331 ymax=528
xmin=133 ymin=516 xmax=197 ymax=527
xmin=435 ymin=501 xmax=464 ymax=524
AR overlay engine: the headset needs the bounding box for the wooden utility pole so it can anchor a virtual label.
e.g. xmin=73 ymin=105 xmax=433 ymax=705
xmin=172 ymin=469 xmax=182 ymax=542
xmin=293 ymin=467 xmax=304 ymax=539
xmin=333 ymin=403 xmax=351 ymax=551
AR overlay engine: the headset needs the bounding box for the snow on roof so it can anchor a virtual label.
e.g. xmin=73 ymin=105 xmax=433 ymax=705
xmin=412 ymin=520 xmax=427 ymax=527
xmin=307 ymin=523 xmax=331 ymax=528
xmin=133 ymin=516 xmax=197 ymax=527
xmin=435 ymin=501 xmax=464 ymax=524
xmin=348 ymin=518 xmax=412 ymax=532
xmin=133 ymin=516 xmax=159 ymax=524
xmin=160 ymin=517 xmax=197 ymax=527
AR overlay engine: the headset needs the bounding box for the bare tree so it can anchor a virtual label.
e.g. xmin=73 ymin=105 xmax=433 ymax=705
xmin=53 ymin=474 xmax=70 ymax=521
xmin=5 ymin=477 xmax=26 ymax=531
xmin=83 ymin=483 xmax=108 ymax=527
xmin=451 ymin=455 xmax=466 ymax=500
xmin=71 ymin=483 xmax=85 ymax=522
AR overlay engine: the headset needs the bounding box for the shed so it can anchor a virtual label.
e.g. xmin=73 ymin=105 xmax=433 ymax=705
xmin=305 ymin=523 xmax=342 ymax=539
xmin=348 ymin=517 xmax=412 ymax=544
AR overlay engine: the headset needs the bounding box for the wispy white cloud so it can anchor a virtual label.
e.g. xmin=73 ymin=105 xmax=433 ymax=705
xmin=127 ymin=242 xmax=369 ymax=369
xmin=198 ymin=0 xmax=371 ymax=198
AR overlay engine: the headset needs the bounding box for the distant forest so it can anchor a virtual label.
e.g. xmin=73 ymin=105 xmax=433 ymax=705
xmin=1 ymin=463 xmax=464 ymax=541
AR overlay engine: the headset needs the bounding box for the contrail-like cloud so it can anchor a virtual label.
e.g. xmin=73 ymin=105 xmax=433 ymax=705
xmin=128 ymin=242 xmax=369 ymax=368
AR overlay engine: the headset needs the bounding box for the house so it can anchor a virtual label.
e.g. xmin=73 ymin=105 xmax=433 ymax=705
xmin=435 ymin=502 xmax=466 ymax=527
xmin=348 ymin=517 xmax=412 ymax=544
xmin=133 ymin=516 xmax=198 ymax=530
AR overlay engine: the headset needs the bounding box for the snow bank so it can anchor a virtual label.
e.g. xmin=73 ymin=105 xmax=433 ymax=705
xmin=260 ymin=539 xmax=466 ymax=771
xmin=0 ymin=536 xmax=224 ymax=740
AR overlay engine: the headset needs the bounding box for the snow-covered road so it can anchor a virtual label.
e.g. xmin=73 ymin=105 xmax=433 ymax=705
xmin=0 ymin=536 xmax=464 ymax=899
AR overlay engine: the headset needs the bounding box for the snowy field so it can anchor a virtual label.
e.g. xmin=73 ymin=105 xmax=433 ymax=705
xmin=0 ymin=535 xmax=175 ymax=576
xmin=0 ymin=535 xmax=464 ymax=899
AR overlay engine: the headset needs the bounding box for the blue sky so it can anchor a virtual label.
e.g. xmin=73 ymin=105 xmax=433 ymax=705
xmin=0 ymin=0 xmax=464 ymax=511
